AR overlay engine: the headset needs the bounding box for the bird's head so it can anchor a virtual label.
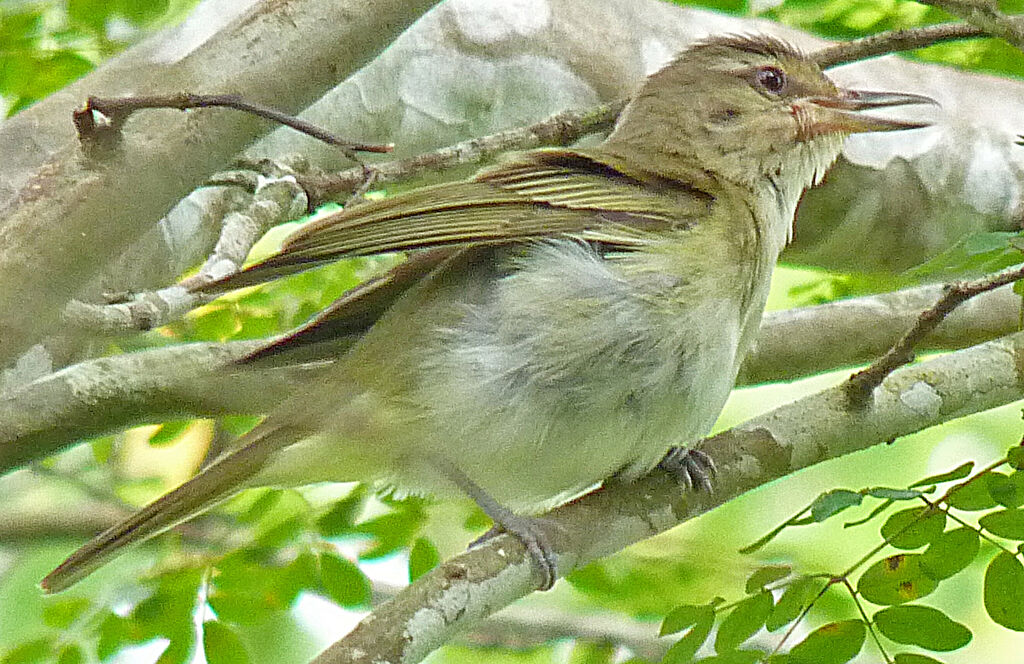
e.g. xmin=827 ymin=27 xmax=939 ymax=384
xmin=604 ymin=34 xmax=933 ymax=194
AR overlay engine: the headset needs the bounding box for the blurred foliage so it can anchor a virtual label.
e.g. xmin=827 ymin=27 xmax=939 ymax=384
xmin=671 ymin=0 xmax=1024 ymax=78
xmin=0 ymin=0 xmax=199 ymax=115
xmin=2 ymin=0 xmax=1024 ymax=663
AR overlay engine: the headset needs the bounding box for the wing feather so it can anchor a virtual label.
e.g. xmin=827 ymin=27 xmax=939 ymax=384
xmin=199 ymin=148 xmax=713 ymax=293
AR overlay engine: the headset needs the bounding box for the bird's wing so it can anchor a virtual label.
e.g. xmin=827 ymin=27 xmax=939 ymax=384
xmin=200 ymin=148 xmax=713 ymax=293
xmin=237 ymin=247 xmax=459 ymax=364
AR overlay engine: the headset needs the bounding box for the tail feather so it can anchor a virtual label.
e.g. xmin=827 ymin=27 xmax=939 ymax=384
xmin=41 ymin=424 xmax=289 ymax=593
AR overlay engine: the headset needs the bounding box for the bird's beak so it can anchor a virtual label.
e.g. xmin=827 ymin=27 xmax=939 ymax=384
xmin=799 ymin=89 xmax=936 ymax=138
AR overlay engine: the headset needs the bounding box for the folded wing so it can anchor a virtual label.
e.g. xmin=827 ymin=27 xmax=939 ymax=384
xmin=199 ymin=148 xmax=713 ymax=293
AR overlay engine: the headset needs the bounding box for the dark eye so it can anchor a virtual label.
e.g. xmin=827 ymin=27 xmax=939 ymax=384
xmin=755 ymin=66 xmax=787 ymax=95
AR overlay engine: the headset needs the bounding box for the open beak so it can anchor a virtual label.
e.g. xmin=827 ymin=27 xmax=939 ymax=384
xmin=800 ymin=89 xmax=936 ymax=138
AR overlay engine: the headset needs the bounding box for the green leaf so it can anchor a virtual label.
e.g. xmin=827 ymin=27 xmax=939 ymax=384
xmin=154 ymin=625 xmax=196 ymax=664
xmin=905 ymin=233 xmax=1022 ymax=279
xmin=788 ymin=620 xmax=866 ymax=664
xmin=209 ymin=551 xmax=311 ymax=624
xmin=56 ymin=645 xmax=84 ymax=664
xmin=987 ymin=471 xmax=1024 ymax=508
xmin=1008 ymin=446 xmax=1024 ymax=470
xmin=946 ymin=474 xmax=999 ymax=511
xmin=910 ymin=462 xmax=973 ymax=488
xmin=97 ymin=613 xmax=136 ymax=660
xmin=920 ymin=527 xmax=980 ymax=580
xmin=316 ymin=486 xmax=367 ymax=536
xmin=881 ymin=507 xmax=945 ymax=550
xmin=858 ymin=555 xmax=938 ymax=605
xmin=409 ymin=537 xmax=440 ymax=582
xmin=694 ymin=651 xmax=763 ymax=664
xmin=148 ymin=420 xmax=192 ymax=446
xmin=355 ymin=507 xmax=427 ymax=559
xmin=319 ymin=552 xmax=371 ymax=608
xmin=866 ymin=488 xmax=923 ymax=501
xmin=810 ymin=490 xmax=863 ymax=522
xmin=251 ymin=490 xmax=310 ymax=548
xmin=873 ymin=605 xmax=971 ymax=651
xmin=739 ymin=521 xmax=790 ymax=554
xmin=122 ymin=0 xmax=171 ymax=25
xmin=663 ymin=607 xmax=715 ymax=663
xmin=41 ymin=597 xmax=91 ymax=629
xmin=2 ymin=639 xmax=52 ymax=664
xmin=202 ymin=621 xmax=250 ymax=664
xmin=766 ymin=577 xmax=821 ymax=632
xmin=979 ymin=508 xmax=1024 ymax=540
xmin=984 ymin=552 xmax=1024 ymax=630
xmin=219 ymin=415 xmax=261 ymax=437
xmin=662 ymin=604 xmax=715 ymax=637
xmin=745 ymin=565 xmax=791 ymax=593
xmin=893 ymin=655 xmax=945 ymax=664
xmin=844 ymin=499 xmax=893 ymax=528
xmin=715 ymin=592 xmax=773 ymax=652
xmin=569 ymin=642 xmax=616 ymax=664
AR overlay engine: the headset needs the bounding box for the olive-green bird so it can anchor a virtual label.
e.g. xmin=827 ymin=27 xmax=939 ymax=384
xmin=43 ymin=34 xmax=933 ymax=593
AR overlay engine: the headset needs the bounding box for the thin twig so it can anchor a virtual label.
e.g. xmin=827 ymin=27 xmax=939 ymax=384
xmin=297 ymin=100 xmax=626 ymax=206
xmin=814 ymin=21 xmax=989 ymax=67
xmin=913 ymin=0 xmax=1024 ymax=52
xmin=73 ymin=93 xmax=393 ymax=159
xmin=846 ymin=262 xmax=1024 ymax=406
xmin=839 ymin=577 xmax=892 ymax=664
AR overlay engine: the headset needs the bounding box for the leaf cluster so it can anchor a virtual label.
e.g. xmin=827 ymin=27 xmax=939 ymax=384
xmin=650 ymin=448 xmax=1024 ymax=663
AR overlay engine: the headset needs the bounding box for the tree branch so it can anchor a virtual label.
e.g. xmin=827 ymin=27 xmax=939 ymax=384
xmin=0 ymin=0 xmax=441 ymax=366
xmin=913 ymin=0 xmax=1024 ymax=51
xmin=813 ymin=21 xmax=989 ymax=67
xmin=739 ymin=282 xmax=1021 ymax=385
xmin=3 ymin=280 xmax=1019 ymax=475
xmin=846 ymin=263 xmax=1024 ymax=404
xmin=0 ymin=341 xmax=325 ymax=474
xmin=297 ymin=101 xmax=626 ymax=207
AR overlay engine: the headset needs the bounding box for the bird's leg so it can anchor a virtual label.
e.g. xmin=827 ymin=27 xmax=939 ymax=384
xmin=425 ymin=455 xmax=559 ymax=590
xmin=658 ymin=447 xmax=717 ymax=494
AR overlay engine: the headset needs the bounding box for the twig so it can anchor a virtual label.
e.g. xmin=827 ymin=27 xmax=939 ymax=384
xmin=69 ymin=23 xmax=1009 ymax=333
xmin=913 ymin=0 xmax=1024 ymax=52
xmin=65 ymin=175 xmax=308 ymax=332
xmin=846 ymin=262 xmax=1024 ymax=406
xmin=73 ymin=94 xmax=394 ymax=159
xmin=297 ymin=100 xmax=627 ymax=207
xmin=814 ymin=21 xmax=989 ymax=67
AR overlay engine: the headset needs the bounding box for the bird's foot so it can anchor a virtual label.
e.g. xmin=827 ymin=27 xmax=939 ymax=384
xmin=423 ymin=453 xmax=560 ymax=590
xmin=659 ymin=447 xmax=717 ymax=493
xmin=470 ymin=514 xmax=559 ymax=591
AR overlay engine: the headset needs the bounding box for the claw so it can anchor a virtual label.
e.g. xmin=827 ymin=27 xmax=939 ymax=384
xmin=659 ymin=447 xmax=717 ymax=494
xmin=471 ymin=516 xmax=559 ymax=590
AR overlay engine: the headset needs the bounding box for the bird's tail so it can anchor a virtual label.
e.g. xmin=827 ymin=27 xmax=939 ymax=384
xmin=41 ymin=424 xmax=289 ymax=593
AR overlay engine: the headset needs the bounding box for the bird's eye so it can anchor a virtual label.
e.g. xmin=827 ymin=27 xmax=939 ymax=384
xmin=754 ymin=66 xmax=787 ymax=95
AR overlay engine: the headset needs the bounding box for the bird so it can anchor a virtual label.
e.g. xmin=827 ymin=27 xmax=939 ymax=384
xmin=42 ymin=33 xmax=933 ymax=593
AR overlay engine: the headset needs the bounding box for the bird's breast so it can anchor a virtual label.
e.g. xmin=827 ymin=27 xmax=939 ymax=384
xmin=393 ymin=239 xmax=752 ymax=511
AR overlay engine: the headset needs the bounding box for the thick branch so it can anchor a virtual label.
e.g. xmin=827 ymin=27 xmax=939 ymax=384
xmin=3 ymin=282 xmax=1019 ymax=475
xmin=0 ymin=341 xmax=325 ymax=473
xmin=312 ymin=330 xmax=1024 ymax=664
xmin=0 ymin=0 xmax=440 ymax=366
xmin=738 ymin=282 xmax=1021 ymax=385
xmin=846 ymin=263 xmax=1024 ymax=403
